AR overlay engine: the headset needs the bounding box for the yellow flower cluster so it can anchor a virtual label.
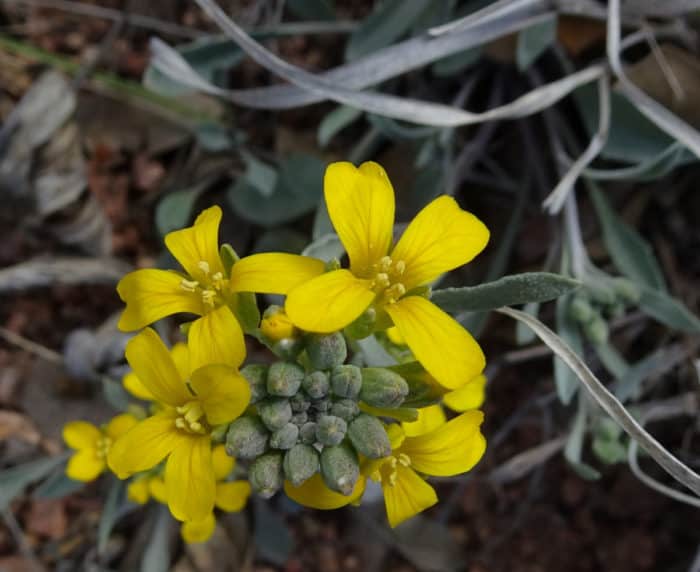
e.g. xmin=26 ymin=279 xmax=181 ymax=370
xmin=63 ymin=161 xmax=491 ymax=536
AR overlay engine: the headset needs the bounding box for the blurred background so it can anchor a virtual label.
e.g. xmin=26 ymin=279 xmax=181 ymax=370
xmin=1 ymin=1 xmax=700 ymax=571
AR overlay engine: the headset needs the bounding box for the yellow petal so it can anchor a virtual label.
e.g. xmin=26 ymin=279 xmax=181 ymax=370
xmin=149 ymin=475 xmax=168 ymax=503
xmin=386 ymin=296 xmax=485 ymax=390
xmin=122 ymin=372 xmax=154 ymax=401
xmin=386 ymin=326 xmax=405 ymax=345
xmin=285 ymin=270 xmax=374 ymax=333
xmin=383 ymin=464 xmax=437 ymax=528
xmin=125 ymin=328 xmax=191 ymax=407
xmin=190 ymin=365 xmax=251 ymax=426
xmin=324 ymin=161 xmax=395 ymax=275
xmin=165 ymin=435 xmax=215 ymax=522
xmin=117 ymin=269 xmax=203 ymax=331
xmin=105 ymin=414 xmax=139 ymax=440
xmin=107 ymin=413 xmax=183 ymax=479
xmin=66 ymin=449 xmax=105 ymax=482
xmin=181 ymin=513 xmax=216 ymax=544
xmin=284 ymin=473 xmax=366 ymax=509
xmin=390 ymin=195 xmax=489 ymax=289
xmin=211 ymin=444 xmax=235 ymax=481
xmin=230 ymin=253 xmax=325 ymax=294
xmin=402 ymin=410 xmax=486 ymax=477
xmin=443 ymin=374 xmax=486 ymax=412
xmin=187 ymin=306 xmax=246 ymax=372
xmin=63 ymin=421 xmax=100 ymax=450
xmin=215 ymin=481 xmax=251 ymax=512
xmin=164 ymin=206 xmax=225 ymax=284
xmin=171 ymin=343 xmax=190 ymax=383
xmin=401 ymin=405 xmax=446 ymax=437
xmin=127 ymin=477 xmax=151 ymax=504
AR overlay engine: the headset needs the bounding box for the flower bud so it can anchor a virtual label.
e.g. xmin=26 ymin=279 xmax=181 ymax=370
xmin=312 ymin=398 xmax=331 ymax=413
xmin=569 ymin=297 xmax=593 ymax=323
xmin=583 ymin=313 xmax=609 ymax=346
xmin=320 ymin=443 xmax=359 ymax=496
xmin=267 ymin=362 xmax=304 ymax=397
xmin=258 ymin=398 xmax=293 ymax=431
xmin=315 ymin=415 xmax=347 ymax=446
xmin=330 ymin=399 xmax=359 ymax=421
xmin=283 ymin=444 xmax=320 ymax=486
xmin=290 ymin=392 xmax=311 ymax=413
xmin=240 ymin=364 xmax=268 ymax=404
xmin=331 ymin=365 xmax=362 ymax=399
xmin=347 ymin=414 xmax=391 ymax=459
xmin=345 ymin=307 xmax=376 ymax=340
xmin=586 ymin=283 xmax=616 ymax=306
xmin=260 ymin=305 xmax=296 ymax=342
xmin=359 ymin=368 xmax=409 ymax=408
xmin=291 ymin=411 xmax=308 ymax=425
xmin=299 ymin=422 xmax=317 ymax=444
xmin=306 ymin=333 xmax=347 ymax=370
xmin=249 ymin=452 xmax=283 ymax=498
xmin=226 ymin=416 xmax=269 ymax=460
xmin=612 ymin=278 xmax=641 ymax=304
xmin=270 ymin=423 xmax=300 ymax=450
xmin=272 ymin=337 xmax=305 ymax=361
xmin=303 ymin=371 xmax=330 ymax=399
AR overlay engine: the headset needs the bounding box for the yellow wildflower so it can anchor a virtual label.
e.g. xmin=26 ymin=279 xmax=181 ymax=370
xmin=127 ymin=473 xmax=167 ymax=505
xmin=107 ymin=328 xmax=250 ymax=522
xmin=122 ymin=342 xmax=189 ymax=402
xmin=366 ymin=411 xmax=486 ymax=528
xmin=63 ymin=414 xmax=137 ymax=482
xmin=232 ymin=162 xmax=489 ymax=390
xmin=260 ymin=306 xmax=296 ymax=342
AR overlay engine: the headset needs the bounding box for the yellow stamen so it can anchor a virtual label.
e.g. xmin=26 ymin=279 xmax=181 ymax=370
xmin=175 ymin=401 xmax=208 ymax=434
xmin=180 ymin=279 xmax=199 ymax=292
xmin=198 ymin=260 xmax=210 ymax=275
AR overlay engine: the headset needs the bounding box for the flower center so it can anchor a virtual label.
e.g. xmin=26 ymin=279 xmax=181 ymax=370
xmin=369 ymin=256 xmax=407 ymax=305
xmin=371 ymin=452 xmax=411 ymax=487
xmin=174 ymin=401 xmax=208 ymax=435
xmin=95 ymin=436 xmax=112 ymax=459
xmin=179 ymin=260 xmax=228 ymax=309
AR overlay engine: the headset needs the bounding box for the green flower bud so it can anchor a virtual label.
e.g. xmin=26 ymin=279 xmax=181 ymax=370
xmin=258 ymin=398 xmax=293 ymax=431
xmin=569 ymin=297 xmax=593 ymax=323
xmin=612 ymin=278 xmax=641 ymax=304
xmin=306 ymin=333 xmax=347 ymax=370
xmin=283 ymin=444 xmax=320 ymax=486
xmin=226 ymin=416 xmax=269 ymax=459
xmin=330 ymin=399 xmax=360 ymax=421
xmin=359 ymin=368 xmax=409 ymax=408
xmin=272 ymin=338 xmax=305 ymax=361
xmin=606 ymin=301 xmax=626 ymax=319
xmin=302 ymin=371 xmax=330 ymax=399
xmin=290 ymin=392 xmax=311 ymax=413
xmin=331 ymin=365 xmax=362 ymax=399
xmin=347 ymin=414 xmax=391 ymax=459
xmin=586 ymin=283 xmax=616 ymax=306
xmin=345 ymin=307 xmax=376 ymax=340
xmin=312 ymin=398 xmax=331 ymax=413
xmin=291 ymin=411 xmax=309 ymax=425
xmin=249 ymin=452 xmax=283 ymax=498
xmin=270 ymin=423 xmax=300 ymax=450
xmin=315 ymin=415 xmax=348 ymax=446
xmin=584 ymin=313 xmax=609 ymax=346
xmin=267 ymin=362 xmax=304 ymax=397
xmin=320 ymin=443 xmax=359 ymax=496
xmin=240 ymin=364 xmax=268 ymax=404
xmin=299 ymin=422 xmax=317 ymax=444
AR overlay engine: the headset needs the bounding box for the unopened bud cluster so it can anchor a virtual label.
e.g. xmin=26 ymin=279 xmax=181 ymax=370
xmin=568 ymin=277 xmax=640 ymax=345
xmin=226 ymin=331 xmax=409 ymax=498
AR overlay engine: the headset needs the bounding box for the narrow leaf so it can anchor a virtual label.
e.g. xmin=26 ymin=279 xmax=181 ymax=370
xmin=516 ymin=14 xmax=557 ymax=71
xmin=553 ymin=295 xmax=582 ymax=405
xmin=639 ymin=286 xmax=700 ymax=333
xmin=318 ymin=105 xmax=363 ymax=147
xmin=301 ymin=233 xmax=344 ymax=263
xmin=98 ymin=479 xmax=126 ymax=555
xmin=432 ymin=272 xmax=580 ymax=313
xmin=0 ymin=453 xmax=69 ymax=511
xmin=588 ymin=186 xmax=666 ymax=291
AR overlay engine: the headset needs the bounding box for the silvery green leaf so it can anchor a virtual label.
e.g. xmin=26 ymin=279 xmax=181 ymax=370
xmin=98 ymin=479 xmax=127 ymax=555
xmin=140 ymin=505 xmax=173 ymax=572
xmin=241 ymin=150 xmax=278 ymax=198
xmin=286 ymin=0 xmax=335 ymax=20
xmin=302 ymin=233 xmax=344 ymax=263
xmin=639 ymin=286 xmax=700 ymax=334
xmin=565 ymin=396 xmax=601 ymax=480
xmin=254 ymin=498 xmax=294 ymax=565
xmin=155 ymin=182 xmax=208 ymax=237
xmin=588 ymin=185 xmax=666 ymax=292
xmin=345 ymin=0 xmax=433 ymax=61
xmin=432 ymin=272 xmax=580 ymax=313
xmin=0 ymin=453 xmax=69 ymax=511
xmin=554 ymin=295 xmax=581 ymax=405
xmin=516 ymin=14 xmax=556 ymax=71
xmin=33 ymin=465 xmax=82 ymax=499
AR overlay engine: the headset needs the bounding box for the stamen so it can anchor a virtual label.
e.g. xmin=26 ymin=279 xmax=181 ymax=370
xmin=379 ymin=255 xmax=392 ymax=273
xmin=180 ymin=279 xmax=199 ymax=292
xmin=175 ymin=401 xmax=208 ymax=434
xmin=201 ymin=289 xmax=216 ymax=306
xmin=394 ymin=260 xmax=406 ymax=275
xmin=198 ymin=261 xmax=210 ymax=275
xmin=398 ymin=453 xmax=411 ymax=467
